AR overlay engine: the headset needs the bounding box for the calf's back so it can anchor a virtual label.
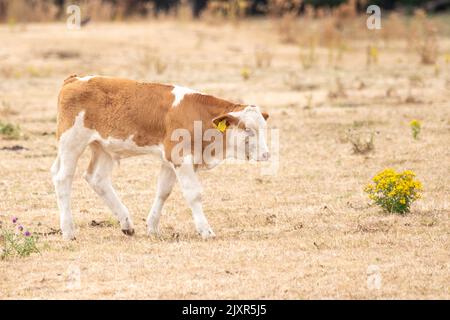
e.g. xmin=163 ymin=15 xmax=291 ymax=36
xmin=57 ymin=76 xmax=174 ymax=147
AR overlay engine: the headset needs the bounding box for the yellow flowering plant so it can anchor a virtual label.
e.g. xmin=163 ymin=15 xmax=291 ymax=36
xmin=364 ymin=168 xmax=422 ymax=214
xmin=240 ymin=67 xmax=250 ymax=80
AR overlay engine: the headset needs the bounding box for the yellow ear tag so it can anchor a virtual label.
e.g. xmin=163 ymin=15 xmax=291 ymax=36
xmin=216 ymin=119 xmax=228 ymax=133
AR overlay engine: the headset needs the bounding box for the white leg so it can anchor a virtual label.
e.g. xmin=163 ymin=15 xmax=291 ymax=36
xmin=84 ymin=144 xmax=134 ymax=235
xmin=146 ymin=163 xmax=176 ymax=235
xmin=175 ymin=156 xmax=215 ymax=239
xmin=52 ymin=145 xmax=86 ymax=240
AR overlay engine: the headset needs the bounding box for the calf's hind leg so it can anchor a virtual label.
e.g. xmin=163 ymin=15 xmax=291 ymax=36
xmin=52 ymin=133 xmax=90 ymax=240
xmin=84 ymin=143 xmax=135 ymax=235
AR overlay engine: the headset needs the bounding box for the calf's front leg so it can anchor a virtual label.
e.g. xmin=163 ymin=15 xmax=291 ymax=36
xmin=175 ymin=157 xmax=216 ymax=239
xmin=146 ymin=163 xmax=177 ymax=235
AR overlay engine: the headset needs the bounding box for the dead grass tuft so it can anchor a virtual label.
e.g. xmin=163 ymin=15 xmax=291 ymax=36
xmin=138 ymin=48 xmax=168 ymax=76
xmin=254 ymin=46 xmax=273 ymax=68
xmin=328 ymin=77 xmax=347 ymax=99
xmin=411 ymin=9 xmax=440 ymax=65
xmin=347 ymin=129 xmax=375 ymax=154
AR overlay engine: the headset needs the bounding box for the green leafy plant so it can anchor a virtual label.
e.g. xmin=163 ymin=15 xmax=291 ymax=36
xmin=410 ymin=119 xmax=421 ymax=139
xmin=1 ymin=217 xmax=39 ymax=260
xmin=364 ymin=168 xmax=423 ymax=214
xmin=0 ymin=120 xmax=21 ymax=140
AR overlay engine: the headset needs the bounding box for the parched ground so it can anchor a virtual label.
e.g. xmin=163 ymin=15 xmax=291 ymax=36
xmin=0 ymin=19 xmax=449 ymax=299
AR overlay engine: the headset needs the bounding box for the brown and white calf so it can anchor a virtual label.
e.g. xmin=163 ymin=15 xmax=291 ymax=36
xmin=52 ymin=75 xmax=270 ymax=240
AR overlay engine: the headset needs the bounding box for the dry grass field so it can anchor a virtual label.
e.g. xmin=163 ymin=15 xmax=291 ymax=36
xmin=0 ymin=16 xmax=449 ymax=299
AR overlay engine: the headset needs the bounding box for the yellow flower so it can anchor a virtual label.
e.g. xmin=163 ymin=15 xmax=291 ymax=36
xmin=240 ymin=67 xmax=251 ymax=80
xmin=409 ymin=120 xmax=421 ymax=128
xmin=364 ymin=168 xmax=423 ymax=214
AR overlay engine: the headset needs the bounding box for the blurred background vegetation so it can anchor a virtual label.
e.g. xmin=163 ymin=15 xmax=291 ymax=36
xmin=0 ymin=0 xmax=449 ymax=23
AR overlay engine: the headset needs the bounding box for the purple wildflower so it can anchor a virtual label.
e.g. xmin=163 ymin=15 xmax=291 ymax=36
xmin=18 ymin=225 xmax=24 ymax=231
xmin=24 ymin=231 xmax=31 ymax=237
xmin=12 ymin=216 xmax=18 ymax=224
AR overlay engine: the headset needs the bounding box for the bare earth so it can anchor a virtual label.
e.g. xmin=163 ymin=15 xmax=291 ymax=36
xmin=0 ymin=20 xmax=449 ymax=299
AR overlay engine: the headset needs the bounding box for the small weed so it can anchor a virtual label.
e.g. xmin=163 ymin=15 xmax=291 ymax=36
xmin=405 ymin=75 xmax=424 ymax=103
xmin=410 ymin=119 xmax=421 ymax=140
xmin=269 ymin=0 xmax=302 ymax=44
xmin=328 ymin=78 xmax=347 ymax=99
xmin=283 ymin=72 xmax=318 ymax=91
xmin=0 ymin=100 xmax=19 ymax=117
xmin=412 ymin=10 xmax=439 ymax=65
xmin=254 ymin=46 xmax=273 ymax=68
xmin=347 ymin=129 xmax=374 ymax=154
xmin=1 ymin=217 xmax=40 ymax=260
xmin=366 ymin=45 xmax=379 ymax=67
xmin=240 ymin=67 xmax=251 ymax=80
xmin=304 ymin=93 xmax=313 ymax=109
xmin=299 ymin=36 xmax=317 ymax=70
xmin=0 ymin=120 xmax=22 ymax=140
xmin=139 ymin=49 xmax=168 ymax=76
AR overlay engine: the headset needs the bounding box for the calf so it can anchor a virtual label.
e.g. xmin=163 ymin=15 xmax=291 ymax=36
xmin=51 ymin=75 xmax=270 ymax=240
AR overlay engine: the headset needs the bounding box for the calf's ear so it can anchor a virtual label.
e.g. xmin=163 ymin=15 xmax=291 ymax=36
xmin=212 ymin=114 xmax=240 ymax=128
xmin=261 ymin=112 xmax=269 ymax=121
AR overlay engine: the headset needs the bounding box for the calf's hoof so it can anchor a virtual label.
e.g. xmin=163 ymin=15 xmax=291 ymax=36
xmin=199 ymin=228 xmax=216 ymax=240
xmin=62 ymin=232 xmax=76 ymax=241
xmin=61 ymin=226 xmax=76 ymax=241
xmin=122 ymin=228 xmax=135 ymax=236
xmin=147 ymin=228 xmax=160 ymax=237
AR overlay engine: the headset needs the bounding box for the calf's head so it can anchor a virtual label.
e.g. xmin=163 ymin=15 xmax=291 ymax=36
xmin=212 ymin=105 xmax=270 ymax=161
